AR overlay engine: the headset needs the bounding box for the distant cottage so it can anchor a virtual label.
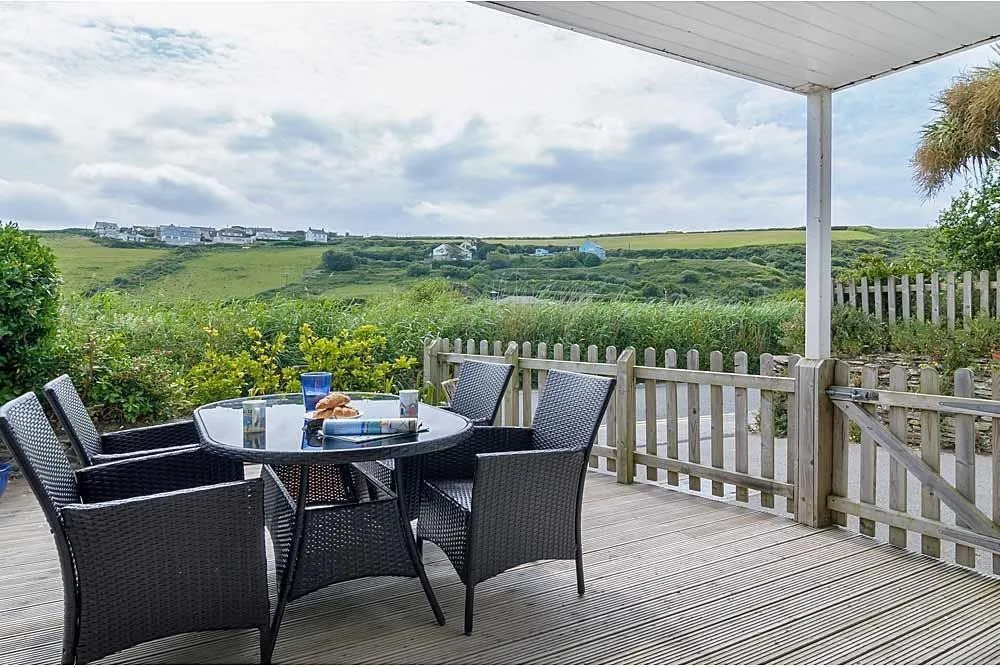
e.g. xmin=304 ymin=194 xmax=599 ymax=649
xmin=431 ymin=243 xmax=473 ymax=262
xmin=305 ymin=228 xmax=329 ymax=243
xmin=534 ymin=248 xmax=551 ymax=256
xmin=159 ymin=225 xmax=201 ymax=246
xmin=578 ymin=240 xmax=607 ymax=260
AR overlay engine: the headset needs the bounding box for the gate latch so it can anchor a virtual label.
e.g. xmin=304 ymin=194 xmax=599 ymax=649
xmin=826 ymin=386 xmax=879 ymax=402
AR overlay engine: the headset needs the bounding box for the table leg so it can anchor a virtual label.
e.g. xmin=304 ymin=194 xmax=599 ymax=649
xmin=393 ymin=461 xmax=445 ymax=626
xmin=262 ymin=465 xmax=309 ymax=663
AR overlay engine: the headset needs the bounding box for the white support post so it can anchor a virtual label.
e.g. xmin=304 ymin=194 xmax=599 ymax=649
xmin=805 ymin=87 xmax=832 ymax=359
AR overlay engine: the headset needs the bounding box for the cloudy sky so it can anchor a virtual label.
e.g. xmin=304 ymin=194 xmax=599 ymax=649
xmin=0 ymin=2 xmax=992 ymax=237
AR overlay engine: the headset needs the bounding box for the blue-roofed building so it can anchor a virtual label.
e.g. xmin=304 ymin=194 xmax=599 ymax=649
xmin=534 ymin=248 xmax=551 ymax=256
xmin=578 ymin=240 xmax=606 ymax=260
xmin=159 ymin=225 xmax=201 ymax=246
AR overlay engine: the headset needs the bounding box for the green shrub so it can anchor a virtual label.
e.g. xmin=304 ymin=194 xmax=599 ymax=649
xmin=406 ymin=264 xmax=430 ymax=277
xmin=63 ymin=329 xmax=187 ymax=426
xmin=184 ymin=326 xmax=299 ymax=406
xmin=678 ymin=270 xmax=701 ymax=284
xmin=548 ymin=253 xmax=579 ymax=268
xmin=297 ymin=324 xmax=418 ymax=393
xmin=0 ymin=222 xmax=61 ymax=400
xmin=322 ymin=249 xmax=357 ymax=272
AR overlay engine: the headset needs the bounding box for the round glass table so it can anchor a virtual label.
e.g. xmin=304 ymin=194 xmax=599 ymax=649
xmin=193 ymin=393 xmax=472 ymax=662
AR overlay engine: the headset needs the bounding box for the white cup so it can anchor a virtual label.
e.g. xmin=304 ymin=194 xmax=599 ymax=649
xmin=399 ymin=390 xmax=419 ymax=418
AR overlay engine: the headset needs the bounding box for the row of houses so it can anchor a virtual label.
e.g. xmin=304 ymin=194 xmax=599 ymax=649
xmin=94 ymin=222 xmax=337 ymax=246
xmin=429 ymin=240 xmax=607 ymax=263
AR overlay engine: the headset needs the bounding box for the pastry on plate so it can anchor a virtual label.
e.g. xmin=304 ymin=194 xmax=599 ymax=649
xmin=315 ymin=392 xmax=351 ymax=410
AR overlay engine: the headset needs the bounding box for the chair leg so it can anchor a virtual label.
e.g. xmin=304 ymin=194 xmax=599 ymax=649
xmin=416 ymin=536 xmax=424 ymax=559
xmin=576 ymin=547 xmax=585 ymax=596
xmin=259 ymin=625 xmax=272 ymax=665
xmin=464 ymin=583 xmax=475 ymax=635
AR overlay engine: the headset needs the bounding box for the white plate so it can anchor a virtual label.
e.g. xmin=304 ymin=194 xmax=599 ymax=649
xmin=304 ymin=409 xmax=363 ymax=421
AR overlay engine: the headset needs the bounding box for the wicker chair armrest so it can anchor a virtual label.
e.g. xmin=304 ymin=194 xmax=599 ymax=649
xmin=422 ymin=426 xmax=534 ymax=479
xmin=60 ymin=479 xmax=269 ymax=663
xmin=100 ymin=419 xmax=200 ymax=454
xmin=77 ymin=448 xmax=244 ymax=503
xmin=438 ymin=405 xmax=493 ymax=426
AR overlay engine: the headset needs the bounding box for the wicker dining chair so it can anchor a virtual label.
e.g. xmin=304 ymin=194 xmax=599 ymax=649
xmin=415 ymin=369 xmax=615 ymax=634
xmin=0 ymin=392 xmax=270 ymax=665
xmin=43 ymin=374 xmax=238 ymax=474
xmin=356 ymin=360 xmax=513 ymax=515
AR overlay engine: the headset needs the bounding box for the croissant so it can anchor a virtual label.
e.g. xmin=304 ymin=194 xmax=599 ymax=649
xmin=332 ymin=406 xmax=359 ymax=418
xmin=315 ymin=392 xmax=351 ymax=410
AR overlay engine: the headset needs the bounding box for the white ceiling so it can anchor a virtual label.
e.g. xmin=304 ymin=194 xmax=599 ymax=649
xmin=476 ymin=1 xmax=1000 ymax=93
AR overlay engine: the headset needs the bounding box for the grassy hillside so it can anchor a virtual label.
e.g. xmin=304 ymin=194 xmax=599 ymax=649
xmin=40 ymin=232 xmax=170 ymax=293
xmin=483 ymin=228 xmax=878 ymax=250
xmin=35 ymin=227 xmax=924 ymax=304
xmin=132 ymin=245 xmax=330 ymax=301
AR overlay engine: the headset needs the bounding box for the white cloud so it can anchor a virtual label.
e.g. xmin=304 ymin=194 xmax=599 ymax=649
xmin=0 ymin=2 xmax=994 ymax=234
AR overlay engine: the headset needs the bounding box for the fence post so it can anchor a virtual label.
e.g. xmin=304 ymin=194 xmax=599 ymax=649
xmin=503 ymin=341 xmax=519 ymax=425
xmin=615 ymin=347 xmax=637 ymax=484
xmin=794 ymin=357 xmax=836 ymax=527
xmin=423 ymin=337 xmax=441 ymax=403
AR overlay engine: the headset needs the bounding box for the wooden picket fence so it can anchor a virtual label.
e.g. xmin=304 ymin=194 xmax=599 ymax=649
xmin=828 ymin=361 xmax=1000 ymax=574
xmin=835 ymin=270 xmax=1000 ymax=330
xmin=423 ymin=337 xmax=799 ymax=514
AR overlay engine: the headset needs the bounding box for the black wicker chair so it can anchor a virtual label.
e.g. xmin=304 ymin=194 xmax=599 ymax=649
xmin=0 ymin=392 xmax=271 ymax=665
xmin=415 ymin=369 xmax=615 ymax=634
xmin=43 ymin=374 xmax=211 ymax=467
xmin=357 ymin=360 xmax=513 ymax=515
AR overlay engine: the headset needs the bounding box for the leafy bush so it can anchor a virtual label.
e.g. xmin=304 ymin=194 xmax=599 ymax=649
xmin=406 ymin=264 xmax=430 ymax=277
xmin=548 ymin=253 xmax=579 ymax=268
xmin=780 ymin=305 xmax=887 ymax=357
xmin=322 ymin=249 xmax=357 ymax=272
xmin=184 ymin=326 xmax=299 ymax=405
xmin=297 ymin=323 xmax=418 ymax=393
xmin=936 ymin=162 xmax=1000 ymax=270
xmin=577 ymin=252 xmax=602 ymax=267
xmin=679 ymin=270 xmax=701 ymax=284
xmin=63 ymin=330 xmax=187 ymax=425
xmin=0 ymin=223 xmax=61 ymax=400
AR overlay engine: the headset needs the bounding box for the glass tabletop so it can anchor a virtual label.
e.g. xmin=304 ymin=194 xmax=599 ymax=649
xmin=193 ymin=393 xmax=472 ymax=465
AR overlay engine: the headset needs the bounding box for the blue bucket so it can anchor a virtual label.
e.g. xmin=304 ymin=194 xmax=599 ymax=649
xmin=0 ymin=462 xmax=10 ymax=499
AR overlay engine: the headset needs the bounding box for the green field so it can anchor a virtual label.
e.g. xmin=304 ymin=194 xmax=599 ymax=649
xmin=34 ymin=226 xmax=918 ymax=304
xmin=133 ymin=246 xmax=331 ymax=301
xmin=40 ymin=233 xmax=170 ymax=292
xmin=484 ymin=228 xmax=876 ymax=250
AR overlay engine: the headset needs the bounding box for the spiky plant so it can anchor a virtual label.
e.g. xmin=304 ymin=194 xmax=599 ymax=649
xmin=914 ymin=47 xmax=1000 ymax=198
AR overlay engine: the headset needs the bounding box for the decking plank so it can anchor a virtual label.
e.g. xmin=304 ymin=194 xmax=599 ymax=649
xmin=3 ymin=473 xmax=1000 ymax=664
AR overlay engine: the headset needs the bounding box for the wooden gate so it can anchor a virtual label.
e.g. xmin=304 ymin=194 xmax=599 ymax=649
xmin=825 ymin=362 xmax=1000 ymax=572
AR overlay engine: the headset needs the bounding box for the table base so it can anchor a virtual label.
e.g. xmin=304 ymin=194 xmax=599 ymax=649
xmin=260 ymin=463 xmax=444 ymax=663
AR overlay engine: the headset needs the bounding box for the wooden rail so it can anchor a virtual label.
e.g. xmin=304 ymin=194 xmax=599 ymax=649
xmin=425 ymin=337 xmax=798 ymax=514
xmin=835 ymin=269 xmax=1000 ymax=330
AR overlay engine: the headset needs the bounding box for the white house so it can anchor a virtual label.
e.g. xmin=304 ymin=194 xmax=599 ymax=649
xmin=159 ymin=225 xmax=201 ymax=246
xmin=113 ymin=227 xmax=149 ymax=244
xmin=431 ymin=243 xmax=473 ymax=262
xmin=458 ymin=240 xmax=477 ymax=254
xmin=305 ymin=228 xmax=328 ymax=243
xmin=214 ymin=227 xmax=256 ymax=245
xmin=94 ymin=221 xmax=118 ymax=237
xmin=534 ymin=248 xmax=551 ymax=256
xmin=255 ymin=227 xmax=290 ymax=241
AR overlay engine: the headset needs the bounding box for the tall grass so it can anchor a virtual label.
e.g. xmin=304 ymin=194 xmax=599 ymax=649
xmin=62 ymin=289 xmax=802 ymax=372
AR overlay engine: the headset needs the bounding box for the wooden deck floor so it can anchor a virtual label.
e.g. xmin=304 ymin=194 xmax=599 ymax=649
xmin=4 ymin=471 xmax=1000 ymax=664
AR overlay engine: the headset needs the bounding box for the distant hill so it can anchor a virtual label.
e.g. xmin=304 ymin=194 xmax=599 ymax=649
xmin=35 ymin=226 xmax=927 ymax=303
